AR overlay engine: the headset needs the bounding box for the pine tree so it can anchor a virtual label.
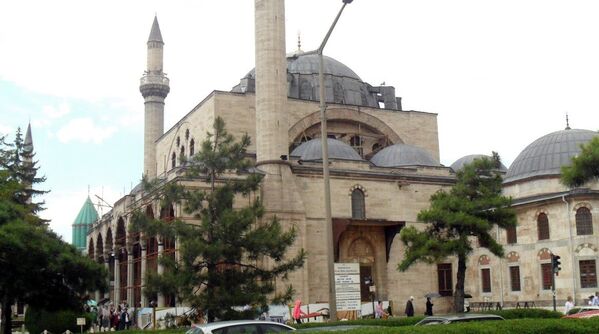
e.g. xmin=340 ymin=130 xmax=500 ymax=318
xmin=132 ymin=117 xmax=305 ymax=322
xmin=561 ymin=136 xmax=599 ymax=187
xmin=398 ymin=153 xmax=516 ymax=313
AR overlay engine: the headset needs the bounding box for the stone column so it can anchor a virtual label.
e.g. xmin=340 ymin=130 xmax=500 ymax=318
xmin=104 ymin=258 xmax=110 ymax=299
xmin=127 ymin=250 xmax=134 ymax=306
xmin=114 ymin=256 xmax=120 ymax=305
xmin=141 ymin=245 xmax=148 ymax=307
xmin=157 ymin=241 xmax=165 ymax=307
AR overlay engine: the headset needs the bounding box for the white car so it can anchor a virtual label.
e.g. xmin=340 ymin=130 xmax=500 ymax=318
xmin=186 ymin=320 xmax=295 ymax=334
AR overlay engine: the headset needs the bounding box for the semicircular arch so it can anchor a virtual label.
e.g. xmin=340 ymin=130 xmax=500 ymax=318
xmin=289 ymin=108 xmax=403 ymax=145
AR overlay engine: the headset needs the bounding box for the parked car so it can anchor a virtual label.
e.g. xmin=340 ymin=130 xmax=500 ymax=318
xmin=414 ymin=313 xmax=504 ymax=326
xmin=563 ymin=306 xmax=599 ymax=319
xmin=186 ymin=320 xmax=295 ymax=334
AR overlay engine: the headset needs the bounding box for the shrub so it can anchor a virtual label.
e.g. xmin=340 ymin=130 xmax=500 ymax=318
xmin=483 ymin=308 xmax=563 ymax=319
xmin=25 ymin=307 xmax=93 ymax=334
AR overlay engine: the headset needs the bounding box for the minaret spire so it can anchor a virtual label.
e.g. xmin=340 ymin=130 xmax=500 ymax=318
xmin=565 ymin=113 xmax=571 ymax=130
xmin=140 ymin=15 xmax=170 ymax=178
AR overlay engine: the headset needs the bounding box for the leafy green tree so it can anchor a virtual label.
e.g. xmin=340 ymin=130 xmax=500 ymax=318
xmin=398 ymin=153 xmax=516 ymax=313
xmin=132 ymin=117 xmax=305 ymax=322
xmin=0 ymin=132 xmax=107 ymax=334
xmin=561 ymin=136 xmax=599 ymax=187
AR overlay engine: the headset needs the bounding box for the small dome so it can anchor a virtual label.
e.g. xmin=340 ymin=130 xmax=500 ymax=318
xmin=291 ymin=138 xmax=363 ymax=161
xmin=370 ymin=144 xmax=439 ymax=167
xmin=451 ymin=154 xmax=507 ymax=172
xmin=505 ymin=128 xmax=598 ymax=183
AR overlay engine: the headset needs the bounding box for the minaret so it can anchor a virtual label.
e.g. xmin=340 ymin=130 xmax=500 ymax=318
xmin=255 ymin=0 xmax=288 ymax=163
xmin=23 ymin=123 xmax=34 ymax=203
xmin=140 ymin=16 xmax=170 ymax=179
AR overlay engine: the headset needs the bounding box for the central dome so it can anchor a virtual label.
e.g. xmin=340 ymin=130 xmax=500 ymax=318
xmin=504 ymin=128 xmax=598 ymax=183
xmin=231 ymin=52 xmax=398 ymax=108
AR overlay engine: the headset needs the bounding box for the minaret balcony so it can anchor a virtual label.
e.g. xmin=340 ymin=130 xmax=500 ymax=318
xmin=140 ymin=74 xmax=170 ymax=98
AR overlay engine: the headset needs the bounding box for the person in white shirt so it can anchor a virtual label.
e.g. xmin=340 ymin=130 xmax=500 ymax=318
xmin=564 ymin=296 xmax=575 ymax=314
xmin=593 ymin=292 xmax=599 ymax=306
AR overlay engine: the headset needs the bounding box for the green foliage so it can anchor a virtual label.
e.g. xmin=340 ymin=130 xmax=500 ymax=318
xmin=132 ymin=117 xmax=305 ymax=322
xmin=24 ymin=307 xmax=93 ymax=334
xmin=0 ymin=129 xmax=107 ymax=334
xmin=483 ymin=308 xmax=563 ymax=319
xmin=295 ymin=318 xmax=599 ymax=334
xmin=399 ymin=153 xmax=516 ymax=313
xmin=561 ymin=136 xmax=599 ymax=187
xmin=293 ymin=316 xmax=425 ymax=329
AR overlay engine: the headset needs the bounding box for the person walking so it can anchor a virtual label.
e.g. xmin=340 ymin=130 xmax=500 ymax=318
xmin=405 ymin=296 xmax=414 ymax=317
xmin=425 ymin=297 xmax=433 ymax=316
xmin=292 ymin=299 xmax=306 ymax=324
xmin=592 ymin=292 xmax=599 ymax=306
xmin=564 ymin=296 xmax=575 ymax=314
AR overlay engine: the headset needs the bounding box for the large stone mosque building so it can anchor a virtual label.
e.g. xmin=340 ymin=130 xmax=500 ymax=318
xmin=83 ymin=0 xmax=599 ymax=315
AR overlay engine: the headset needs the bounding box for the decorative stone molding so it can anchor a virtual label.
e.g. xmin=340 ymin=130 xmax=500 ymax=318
xmin=478 ymin=255 xmax=491 ymax=266
xmin=573 ymin=202 xmax=592 ymax=211
xmin=507 ymin=251 xmax=520 ymax=263
xmin=537 ymin=248 xmax=552 ymax=260
xmin=575 ymin=243 xmax=597 ymax=256
xmin=348 ymin=184 xmax=368 ymax=197
xmin=532 ymin=208 xmax=549 ymax=221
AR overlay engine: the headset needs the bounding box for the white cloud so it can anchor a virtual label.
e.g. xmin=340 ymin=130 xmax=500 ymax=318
xmin=56 ymin=118 xmax=117 ymax=144
xmin=0 ymin=123 xmax=13 ymax=136
xmin=42 ymin=102 xmax=71 ymax=119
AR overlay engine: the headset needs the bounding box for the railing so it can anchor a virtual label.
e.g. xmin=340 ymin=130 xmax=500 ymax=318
xmin=140 ymin=74 xmax=169 ymax=86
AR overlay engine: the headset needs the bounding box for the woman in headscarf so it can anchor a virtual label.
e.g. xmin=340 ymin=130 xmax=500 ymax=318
xmin=292 ymin=299 xmax=306 ymax=324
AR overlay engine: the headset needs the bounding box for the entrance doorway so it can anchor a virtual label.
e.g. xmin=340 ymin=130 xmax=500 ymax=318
xmin=360 ymin=266 xmax=373 ymax=302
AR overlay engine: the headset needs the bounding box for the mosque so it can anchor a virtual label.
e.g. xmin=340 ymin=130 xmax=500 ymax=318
xmin=80 ymin=0 xmax=598 ymax=315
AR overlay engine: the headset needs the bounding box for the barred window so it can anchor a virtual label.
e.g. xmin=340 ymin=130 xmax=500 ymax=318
xmin=506 ymin=225 xmax=517 ymax=244
xmin=541 ymin=263 xmax=553 ymax=290
xmin=481 ymin=268 xmax=491 ymax=293
xmin=171 ymin=152 xmax=176 ymax=168
xmin=509 ymin=266 xmax=521 ymax=291
xmin=437 ymin=263 xmax=453 ymax=296
xmin=189 ymin=139 xmax=195 ymax=157
xmin=576 ymin=207 xmax=593 ymax=235
xmin=351 ymin=189 xmax=365 ymax=219
xmin=580 ymin=260 xmax=597 ymax=288
xmin=537 ymin=213 xmax=550 ymax=240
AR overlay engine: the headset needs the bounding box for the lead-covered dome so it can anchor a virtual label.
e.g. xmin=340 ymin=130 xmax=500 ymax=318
xmin=370 ymin=143 xmax=439 ymax=167
xmin=504 ymin=128 xmax=598 ymax=183
xmin=231 ymin=52 xmax=399 ymax=109
xmin=291 ymin=138 xmax=363 ymax=161
xmin=451 ymin=154 xmax=507 ymax=172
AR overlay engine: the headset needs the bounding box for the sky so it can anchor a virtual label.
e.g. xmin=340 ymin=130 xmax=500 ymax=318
xmin=1 ymin=0 xmax=599 ymax=243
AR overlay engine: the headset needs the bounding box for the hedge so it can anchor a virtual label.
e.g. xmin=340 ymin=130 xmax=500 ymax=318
xmin=482 ymin=308 xmax=563 ymax=319
xmin=25 ymin=308 xmax=94 ymax=334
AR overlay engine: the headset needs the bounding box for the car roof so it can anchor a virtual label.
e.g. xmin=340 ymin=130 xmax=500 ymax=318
xmin=427 ymin=313 xmax=504 ymax=320
xmin=192 ymin=320 xmax=294 ymax=331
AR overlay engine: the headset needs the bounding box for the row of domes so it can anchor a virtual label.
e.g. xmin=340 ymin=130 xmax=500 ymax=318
xmin=292 ymin=128 xmax=598 ymax=184
xmin=291 ymin=138 xmax=440 ymax=168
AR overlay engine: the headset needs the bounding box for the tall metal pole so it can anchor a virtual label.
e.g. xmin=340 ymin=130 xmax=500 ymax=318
xmin=319 ymin=1 xmax=351 ymax=322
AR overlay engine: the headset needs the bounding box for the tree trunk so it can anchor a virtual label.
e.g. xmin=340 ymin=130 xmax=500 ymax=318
xmin=1 ymin=296 xmax=13 ymax=334
xmin=454 ymin=253 xmax=466 ymax=313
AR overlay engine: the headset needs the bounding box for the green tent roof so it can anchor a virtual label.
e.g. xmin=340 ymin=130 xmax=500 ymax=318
xmin=72 ymin=196 xmax=99 ymax=251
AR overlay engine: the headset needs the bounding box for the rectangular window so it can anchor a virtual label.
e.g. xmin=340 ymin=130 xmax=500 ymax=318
xmin=437 ymin=263 xmax=453 ymax=296
xmin=506 ymin=226 xmax=517 ymax=244
xmin=580 ymin=260 xmax=598 ymax=288
xmin=509 ymin=266 xmax=521 ymax=291
xmin=541 ymin=263 xmax=553 ymax=290
xmin=481 ymin=268 xmax=491 ymax=293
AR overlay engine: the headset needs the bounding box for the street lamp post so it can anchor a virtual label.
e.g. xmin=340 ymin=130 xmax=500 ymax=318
xmin=318 ymin=0 xmax=353 ymax=322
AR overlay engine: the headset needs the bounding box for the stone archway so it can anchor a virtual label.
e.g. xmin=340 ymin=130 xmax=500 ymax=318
xmin=288 ymin=108 xmax=403 ymax=157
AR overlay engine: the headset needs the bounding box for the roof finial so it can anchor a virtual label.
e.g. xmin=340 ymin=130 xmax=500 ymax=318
xmin=297 ymin=31 xmax=302 ymax=52
xmin=565 ymin=113 xmax=571 ymax=130
xmin=88 ymin=185 xmax=90 ymax=197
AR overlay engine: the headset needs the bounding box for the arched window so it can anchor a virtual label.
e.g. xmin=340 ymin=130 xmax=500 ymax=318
xmin=185 ymin=129 xmax=190 ymax=140
xmin=180 ymin=146 xmax=185 ymax=162
xmin=537 ymin=213 xmax=550 ymax=240
xmin=176 ymin=136 xmax=180 ymax=147
xmin=171 ymin=152 xmax=176 ymax=169
xmin=189 ymin=139 xmax=195 ymax=157
xmin=576 ymin=207 xmax=593 ymax=235
xmin=351 ymin=189 xmax=365 ymax=219
xmin=350 ymin=136 xmax=363 ymax=156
